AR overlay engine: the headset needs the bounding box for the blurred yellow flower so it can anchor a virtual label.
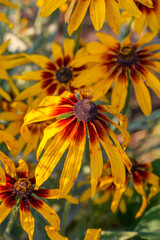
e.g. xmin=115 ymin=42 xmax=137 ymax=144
xmin=72 ymin=32 xmax=160 ymax=116
xmin=39 ymin=0 xmax=153 ymax=35
xmin=0 ymin=0 xmax=17 ymax=28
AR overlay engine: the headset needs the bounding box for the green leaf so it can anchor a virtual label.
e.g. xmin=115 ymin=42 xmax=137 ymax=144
xmin=100 ymin=231 xmax=137 ymax=240
xmin=135 ymin=205 xmax=160 ymax=239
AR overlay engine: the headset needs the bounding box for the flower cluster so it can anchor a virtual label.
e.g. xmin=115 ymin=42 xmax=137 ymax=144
xmin=0 ymin=0 xmax=160 ymax=239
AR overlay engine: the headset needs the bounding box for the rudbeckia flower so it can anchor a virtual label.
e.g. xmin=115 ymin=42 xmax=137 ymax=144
xmin=21 ymin=91 xmax=131 ymax=197
xmin=0 ymin=98 xmax=50 ymax=158
xmin=0 ymin=0 xmax=17 ymax=28
xmin=72 ymin=32 xmax=160 ymax=116
xmin=80 ymin=162 xmax=130 ymax=214
xmin=0 ymin=39 xmax=29 ymax=101
xmin=122 ymin=0 xmax=160 ymax=34
xmin=0 ymin=158 xmax=78 ymax=240
xmin=46 ymin=226 xmax=101 ymax=240
xmin=80 ymin=158 xmax=159 ymax=218
xmin=13 ymin=38 xmax=86 ymax=105
xmin=39 ymin=0 xmax=153 ymax=35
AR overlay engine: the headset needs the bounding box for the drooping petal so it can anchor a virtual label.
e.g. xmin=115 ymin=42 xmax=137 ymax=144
xmin=40 ymin=0 xmax=67 ymax=17
xmin=130 ymin=70 xmax=152 ymax=116
xmin=140 ymin=67 xmax=160 ymax=98
xmin=132 ymin=172 xmax=147 ymax=218
xmin=60 ymin=121 xmax=86 ymax=195
xmin=90 ymin=0 xmax=105 ymax=31
xmin=94 ymin=122 xmax=126 ymax=188
xmin=111 ymin=69 xmax=128 ymax=112
xmin=35 ymin=119 xmax=77 ymax=188
xmin=84 ymin=228 xmax=101 ymax=240
xmin=105 ymin=0 xmax=121 ymax=34
xmin=0 ymin=151 xmax=16 ymax=178
xmin=29 ymin=196 xmax=60 ymax=228
xmin=0 ymin=87 xmax=12 ymax=101
xmin=67 ymin=0 xmax=91 ymax=36
xmin=45 ymin=225 xmax=68 ymax=240
xmin=20 ymin=199 xmax=35 ymax=240
xmin=111 ymin=186 xmax=126 ymax=213
xmin=87 ymin=122 xmax=103 ymax=198
xmin=0 ymin=196 xmax=16 ymax=223
xmin=94 ymin=191 xmax=111 ymax=204
xmin=80 ymin=188 xmax=92 ymax=202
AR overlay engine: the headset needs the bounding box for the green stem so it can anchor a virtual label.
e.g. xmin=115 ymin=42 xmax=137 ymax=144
xmin=122 ymin=71 xmax=131 ymax=115
xmin=124 ymin=17 xmax=134 ymax=39
xmin=74 ymin=22 xmax=83 ymax=54
xmin=2 ymin=200 xmax=20 ymax=240
xmin=60 ymin=199 xmax=70 ymax=236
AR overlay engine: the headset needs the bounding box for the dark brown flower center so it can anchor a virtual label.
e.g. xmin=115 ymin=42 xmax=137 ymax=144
xmin=73 ymin=99 xmax=98 ymax=122
xmin=117 ymin=46 xmax=137 ymax=66
xmin=14 ymin=178 xmax=33 ymax=198
xmin=56 ymin=67 xmax=72 ymax=83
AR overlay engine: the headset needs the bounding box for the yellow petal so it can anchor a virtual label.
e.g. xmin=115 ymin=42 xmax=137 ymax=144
xmin=95 ymin=122 xmax=126 ymax=187
xmin=17 ymin=159 xmax=29 ymax=177
xmin=111 ymin=70 xmax=128 ymax=112
xmin=67 ymin=0 xmax=91 ymax=36
xmin=20 ymin=206 xmax=34 ymax=240
xmin=45 ymin=225 xmax=68 ymax=240
xmin=130 ymin=72 xmax=152 ymax=116
xmin=87 ymin=122 xmax=103 ymax=198
xmin=35 ymin=119 xmax=76 ymax=188
xmin=119 ymin=0 xmax=142 ymax=18
xmin=29 ymin=197 xmax=60 ymax=228
xmin=0 ymin=130 xmax=18 ymax=150
xmin=52 ymin=42 xmax=63 ymax=65
xmin=135 ymin=31 xmax=158 ymax=48
xmin=0 ymin=0 xmax=18 ymax=9
xmin=142 ymin=69 xmax=160 ymax=98
xmin=0 ymin=151 xmax=16 ymax=178
xmin=89 ymin=0 xmax=105 ymax=31
xmin=84 ymin=228 xmax=101 ymax=240
xmin=0 ymin=87 xmax=12 ymax=101
xmin=40 ymin=0 xmax=67 ymax=17
xmin=0 ymin=165 xmax=6 ymax=185
xmin=60 ymin=121 xmax=86 ymax=194
xmin=0 ymin=200 xmax=14 ymax=223
xmin=105 ymin=0 xmax=121 ymax=34
xmin=63 ymin=38 xmax=75 ymax=62
xmin=0 ymin=12 xmax=14 ymax=28
xmin=0 ymin=39 xmax=10 ymax=54
xmin=111 ymin=186 xmax=126 ymax=213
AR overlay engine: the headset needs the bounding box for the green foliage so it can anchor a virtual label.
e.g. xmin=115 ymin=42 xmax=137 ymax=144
xmin=135 ymin=205 xmax=160 ymax=240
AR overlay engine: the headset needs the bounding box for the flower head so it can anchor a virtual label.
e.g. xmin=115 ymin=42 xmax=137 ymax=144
xmin=72 ymin=32 xmax=160 ymax=116
xmin=39 ymin=0 xmax=153 ymax=35
xmin=22 ymin=91 xmax=131 ymax=197
xmin=0 ymin=158 xmax=78 ymax=240
xmin=13 ymin=39 xmax=86 ymax=105
xmin=80 ymin=158 xmax=159 ymax=218
xmin=0 ymin=98 xmax=50 ymax=158
xmin=122 ymin=0 xmax=160 ymax=34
